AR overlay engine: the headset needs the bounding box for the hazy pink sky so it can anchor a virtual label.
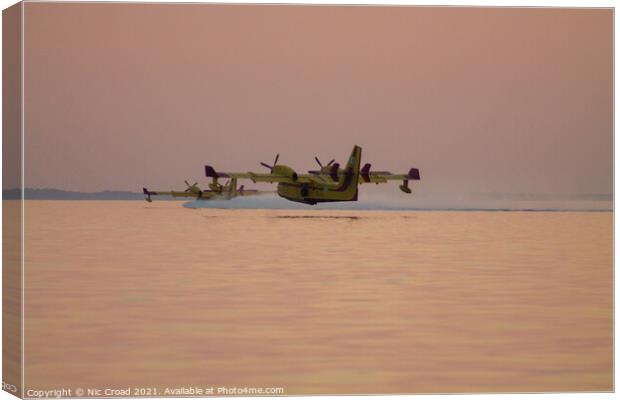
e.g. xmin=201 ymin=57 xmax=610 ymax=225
xmin=23 ymin=4 xmax=612 ymax=195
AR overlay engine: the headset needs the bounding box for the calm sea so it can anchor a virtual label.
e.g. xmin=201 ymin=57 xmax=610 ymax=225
xmin=22 ymin=201 xmax=612 ymax=394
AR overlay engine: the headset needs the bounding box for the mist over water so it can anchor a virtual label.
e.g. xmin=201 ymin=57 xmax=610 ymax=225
xmin=183 ymin=190 xmax=612 ymax=211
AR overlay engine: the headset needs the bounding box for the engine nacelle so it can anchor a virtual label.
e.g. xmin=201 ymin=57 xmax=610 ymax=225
xmin=271 ymin=165 xmax=298 ymax=182
xmin=208 ymin=182 xmax=223 ymax=192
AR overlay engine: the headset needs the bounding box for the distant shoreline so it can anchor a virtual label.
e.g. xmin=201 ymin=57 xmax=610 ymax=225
xmin=3 ymin=188 xmax=146 ymax=200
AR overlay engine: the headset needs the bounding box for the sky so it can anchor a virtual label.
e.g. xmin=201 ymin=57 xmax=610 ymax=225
xmin=21 ymin=3 xmax=612 ymax=201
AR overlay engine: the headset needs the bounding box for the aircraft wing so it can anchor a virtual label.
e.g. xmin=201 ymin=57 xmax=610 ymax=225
xmin=359 ymin=168 xmax=421 ymax=184
xmin=248 ymin=172 xmax=299 ymax=183
xmin=142 ymin=188 xmax=216 ymax=202
xmin=204 ymin=172 xmax=305 ymax=183
xmin=248 ymin=173 xmax=327 ymax=184
xmin=205 ymin=166 xmax=322 ymax=184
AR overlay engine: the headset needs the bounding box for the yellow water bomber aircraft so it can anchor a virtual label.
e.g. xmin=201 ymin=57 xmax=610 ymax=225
xmin=204 ymin=145 xmax=420 ymax=205
xmin=142 ymin=177 xmax=263 ymax=202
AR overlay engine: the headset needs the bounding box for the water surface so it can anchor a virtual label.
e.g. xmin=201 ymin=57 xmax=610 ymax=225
xmin=23 ymin=201 xmax=612 ymax=394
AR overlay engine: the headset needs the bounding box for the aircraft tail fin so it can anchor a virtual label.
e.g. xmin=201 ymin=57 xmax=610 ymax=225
xmin=408 ymin=168 xmax=421 ymax=180
xmin=205 ymin=166 xmax=232 ymax=191
xmin=205 ymin=166 xmax=230 ymax=179
xmin=344 ymin=145 xmax=362 ymax=176
xmin=338 ymin=145 xmax=362 ymax=200
xmin=142 ymin=187 xmax=154 ymax=202
xmin=360 ymin=163 xmax=371 ymax=182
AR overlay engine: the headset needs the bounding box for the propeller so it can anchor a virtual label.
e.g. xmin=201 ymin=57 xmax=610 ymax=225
xmin=184 ymin=180 xmax=198 ymax=192
xmin=260 ymin=154 xmax=280 ymax=171
xmin=314 ymin=157 xmax=335 ymax=168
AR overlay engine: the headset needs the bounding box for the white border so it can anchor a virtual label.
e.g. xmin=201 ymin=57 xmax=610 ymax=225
xmin=0 ymin=2 xmax=615 ymax=400
xmin=20 ymin=1 xmax=24 ymax=397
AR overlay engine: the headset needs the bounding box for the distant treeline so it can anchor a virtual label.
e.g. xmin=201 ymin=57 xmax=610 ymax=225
xmin=3 ymin=188 xmax=146 ymax=200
